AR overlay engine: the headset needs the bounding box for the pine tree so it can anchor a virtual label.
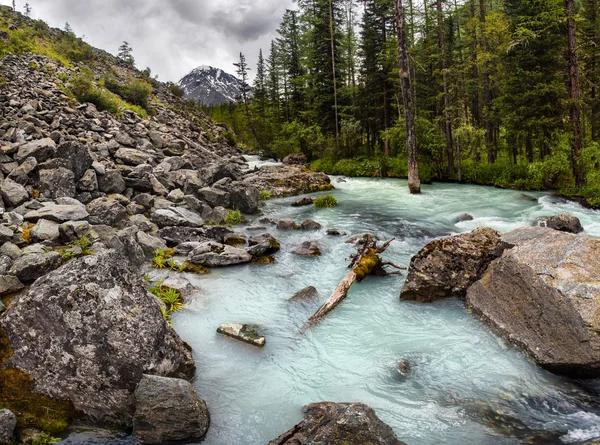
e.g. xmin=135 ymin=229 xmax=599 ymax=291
xmin=64 ymin=22 xmax=74 ymax=36
xmin=12 ymin=1 xmax=16 ymax=12
xmin=117 ymin=41 xmax=135 ymax=66
xmin=23 ymin=3 xmax=31 ymax=17
xmin=253 ymin=49 xmax=268 ymax=117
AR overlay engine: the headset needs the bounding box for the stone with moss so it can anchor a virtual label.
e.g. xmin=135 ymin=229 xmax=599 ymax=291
xmin=217 ymin=324 xmax=265 ymax=347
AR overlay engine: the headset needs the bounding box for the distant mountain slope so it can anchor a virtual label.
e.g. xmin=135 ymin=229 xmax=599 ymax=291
xmin=178 ymin=65 xmax=246 ymax=106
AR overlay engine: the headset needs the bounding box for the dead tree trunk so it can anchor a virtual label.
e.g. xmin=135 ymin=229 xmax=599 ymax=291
xmin=308 ymin=236 xmax=403 ymax=324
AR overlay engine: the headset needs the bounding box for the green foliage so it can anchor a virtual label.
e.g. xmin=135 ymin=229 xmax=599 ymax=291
xmin=148 ymin=281 xmax=184 ymax=314
xmin=59 ymin=236 xmax=93 ymax=261
xmin=258 ymin=190 xmax=272 ymax=201
xmin=69 ymin=72 xmax=120 ymax=114
xmin=314 ymin=194 xmax=338 ymax=208
xmin=167 ymin=82 xmax=185 ymax=98
xmin=104 ymin=76 xmax=152 ymax=110
xmin=152 ymin=248 xmax=176 ymax=269
xmin=224 ymin=209 xmax=243 ymax=225
xmin=32 ymin=434 xmax=60 ymax=445
xmin=270 ymin=120 xmax=328 ymax=160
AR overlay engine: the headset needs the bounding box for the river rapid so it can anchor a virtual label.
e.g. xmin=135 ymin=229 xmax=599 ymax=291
xmin=62 ymin=173 xmax=600 ymax=445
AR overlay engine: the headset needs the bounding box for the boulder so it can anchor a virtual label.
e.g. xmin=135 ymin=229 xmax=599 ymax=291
xmin=400 ymin=227 xmax=507 ymax=302
xmin=9 ymin=252 xmax=62 ymax=282
xmin=58 ymin=221 xmax=93 ymax=243
xmin=247 ymin=233 xmax=281 ymax=256
xmin=301 ymin=219 xmax=322 ymax=231
xmin=15 ymin=138 xmax=55 ymax=162
xmin=456 ymin=213 xmax=474 ymax=222
xmin=97 ymin=169 xmax=127 ymax=194
xmin=243 ymin=165 xmax=331 ymax=198
xmin=188 ymin=241 xmax=252 ymax=267
xmin=292 ymin=197 xmax=314 ymax=207
xmin=77 ymin=169 xmax=98 ymax=192
xmin=159 ymin=226 xmax=232 ymax=246
xmin=0 ymin=178 xmax=28 ymax=207
xmin=282 ymin=152 xmax=308 ymax=165
xmin=7 ymin=156 xmax=37 ymax=181
xmin=198 ymin=187 xmax=231 ymax=208
xmin=30 ymin=219 xmax=60 ymax=242
xmin=132 ymin=375 xmax=210 ymax=445
xmin=0 ymin=253 xmax=195 ymax=427
xmin=0 ymin=226 xmax=13 ymax=244
xmin=229 ymin=183 xmax=259 ymax=214
xmin=151 ymin=208 xmax=203 ymax=228
xmin=24 ymin=204 xmax=89 ymax=223
xmin=0 ymin=409 xmax=16 ymax=445
xmin=87 ymin=198 xmax=127 ymax=226
xmin=0 ymin=275 xmax=24 ymax=297
xmin=56 ymin=141 xmax=93 ymax=180
xmin=137 ymin=231 xmax=168 ymax=257
xmin=533 ymin=213 xmax=583 ymax=234
xmin=39 ymin=167 xmax=76 ymax=199
xmin=292 ymin=241 xmax=322 ymax=257
xmin=217 ymin=323 xmax=265 ymax=347
xmin=115 ymin=148 xmax=153 ymax=166
xmin=326 ymin=229 xmax=346 ymax=236
xmin=277 ymin=219 xmax=300 ymax=230
xmin=268 ymin=402 xmax=406 ymax=445
xmin=161 ymin=276 xmax=198 ymax=301
xmin=466 ymin=227 xmax=600 ymax=378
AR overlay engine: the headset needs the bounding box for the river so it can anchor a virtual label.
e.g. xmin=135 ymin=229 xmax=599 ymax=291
xmin=62 ymin=174 xmax=600 ymax=445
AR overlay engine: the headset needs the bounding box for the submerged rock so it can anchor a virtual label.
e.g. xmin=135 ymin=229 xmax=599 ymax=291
xmin=289 ymin=286 xmax=318 ymax=302
xmin=291 ymin=197 xmax=314 ymax=207
xmin=533 ymin=213 xmax=583 ymax=234
xmin=400 ymin=227 xmax=507 ymax=302
xmin=467 ymin=227 xmax=600 ymax=378
xmin=455 ymin=213 xmax=474 ymax=222
xmin=132 ymin=375 xmax=210 ymax=445
xmin=300 ymin=219 xmax=322 ymax=231
xmin=267 ymin=402 xmax=406 ymax=445
xmin=326 ymin=228 xmax=346 ymax=236
xmin=0 ymin=252 xmax=195 ymax=427
xmin=217 ymin=323 xmax=265 ymax=347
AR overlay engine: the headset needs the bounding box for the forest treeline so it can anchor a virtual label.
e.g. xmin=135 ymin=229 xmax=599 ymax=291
xmin=201 ymin=0 xmax=600 ymax=206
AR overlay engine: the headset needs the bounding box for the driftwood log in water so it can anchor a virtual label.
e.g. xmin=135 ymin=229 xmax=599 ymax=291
xmin=308 ymin=236 xmax=404 ymax=323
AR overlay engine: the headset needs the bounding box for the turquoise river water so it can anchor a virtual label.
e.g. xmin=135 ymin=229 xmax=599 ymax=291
xmin=62 ymin=174 xmax=600 ymax=445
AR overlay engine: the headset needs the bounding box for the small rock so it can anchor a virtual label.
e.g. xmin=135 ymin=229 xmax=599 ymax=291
xmin=301 ymin=219 xmax=322 ymax=231
xmin=161 ymin=276 xmax=198 ymax=301
xmin=30 ymin=219 xmax=60 ymax=242
xmin=456 ymin=213 xmax=474 ymax=222
xmin=276 ymin=219 xmax=300 ymax=230
xmin=167 ymin=188 xmax=185 ymax=203
xmin=0 ymin=178 xmax=29 ymax=207
xmin=0 ymin=276 xmax=24 ymax=297
xmin=289 ymin=286 xmax=318 ymax=302
xmin=9 ymin=252 xmax=63 ymax=282
xmin=292 ymin=241 xmax=322 ymax=256
xmin=247 ymin=233 xmax=281 ymax=256
xmin=326 ymin=228 xmax=346 ymax=236
xmin=282 ymin=152 xmax=308 ymax=165
xmin=292 ymin=197 xmax=314 ymax=207
xmin=0 ymin=409 xmax=17 ymax=445
xmin=87 ymin=198 xmax=127 ymax=226
xmin=188 ymin=241 xmax=252 ymax=267
xmin=217 ymin=323 xmax=265 ymax=347
xmin=132 ymin=375 xmax=210 ymax=445
xmin=0 ymin=242 xmax=22 ymax=260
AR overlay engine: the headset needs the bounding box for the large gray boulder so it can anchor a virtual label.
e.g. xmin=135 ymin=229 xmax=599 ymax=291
xmin=56 ymin=141 xmax=93 ymax=181
xmin=38 ymin=167 xmax=76 ymax=199
xmin=188 ymin=241 xmax=252 ymax=267
xmin=268 ymin=402 xmax=406 ymax=445
xmin=400 ymin=227 xmax=507 ymax=302
xmin=0 ymin=178 xmax=28 ymax=207
xmin=0 ymin=275 xmax=24 ymax=297
xmin=87 ymin=198 xmax=127 ymax=226
xmin=15 ymin=138 xmax=55 ymax=162
xmin=533 ymin=213 xmax=583 ymax=234
xmin=198 ymin=187 xmax=230 ymax=208
xmin=9 ymin=252 xmax=62 ymax=282
xmin=466 ymin=227 xmax=600 ymax=378
xmin=132 ymin=375 xmax=210 ymax=444
xmin=0 ymin=252 xmax=195 ymax=427
xmin=97 ymin=169 xmax=127 ymax=194
xmin=229 ymin=183 xmax=259 ymax=214
xmin=30 ymin=219 xmax=60 ymax=242
xmin=24 ymin=204 xmax=89 ymax=223
xmin=0 ymin=409 xmax=16 ymax=445
xmin=150 ymin=208 xmax=203 ymax=228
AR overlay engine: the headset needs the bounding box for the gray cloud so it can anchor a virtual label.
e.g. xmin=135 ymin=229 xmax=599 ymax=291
xmin=4 ymin=0 xmax=293 ymax=82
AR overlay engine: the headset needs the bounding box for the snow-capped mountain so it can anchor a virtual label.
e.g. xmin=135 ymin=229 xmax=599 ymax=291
xmin=178 ymin=65 xmax=246 ymax=106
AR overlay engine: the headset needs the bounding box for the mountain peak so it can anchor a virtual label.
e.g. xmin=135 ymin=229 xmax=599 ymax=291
xmin=179 ymin=65 xmax=245 ymax=106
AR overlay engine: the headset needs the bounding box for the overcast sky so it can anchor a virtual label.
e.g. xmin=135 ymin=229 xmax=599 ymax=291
xmin=3 ymin=0 xmax=294 ymax=82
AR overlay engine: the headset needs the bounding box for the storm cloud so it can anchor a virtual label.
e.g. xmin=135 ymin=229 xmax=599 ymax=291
xmin=4 ymin=0 xmax=293 ymax=81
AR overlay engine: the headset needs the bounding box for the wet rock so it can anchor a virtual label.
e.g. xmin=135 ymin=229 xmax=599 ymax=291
xmin=0 ymin=276 xmax=24 ymax=297
xmin=243 ymin=165 xmax=332 ymax=198
xmin=39 ymin=167 xmax=76 ymax=199
xmin=292 ymin=197 xmax=314 ymax=207
xmin=466 ymin=227 xmax=600 ymax=378
xmin=396 ymin=360 xmax=412 ymax=378
xmin=87 ymin=198 xmax=127 ymax=226
xmin=456 ymin=213 xmax=474 ymax=222
xmin=301 ymin=219 xmax=322 ymax=231
xmin=247 ymin=233 xmax=281 ymax=256
xmin=533 ymin=213 xmax=583 ymax=234
xmin=400 ymin=227 xmax=507 ymax=302
xmin=326 ymin=228 xmax=346 ymax=236
xmin=132 ymin=375 xmax=210 ymax=445
xmin=0 ymin=252 xmax=195 ymax=427
xmin=223 ymin=233 xmax=247 ymax=247
xmin=9 ymin=252 xmax=62 ymax=282
xmin=277 ymin=219 xmax=300 ymax=230
xmin=292 ymin=241 xmax=322 ymax=257
xmin=289 ymin=286 xmax=318 ymax=302
xmin=30 ymin=219 xmax=60 ymax=242
xmin=55 ymin=141 xmax=93 ymax=180
xmin=161 ymin=276 xmax=198 ymax=301
xmin=282 ymin=152 xmax=308 ymax=165
xmin=0 ymin=178 xmax=28 ymax=207
xmin=345 ymin=233 xmax=379 ymax=245
xmin=188 ymin=241 xmax=252 ymax=267
xmin=217 ymin=323 xmax=265 ymax=347
xmin=24 ymin=203 xmax=89 ymax=223
xmin=0 ymin=409 xmax=16 ymax=445
xmin=15 ymin=137 xmax=55 ymax=162
xmin=268 ymin=402 xmax=406 ymax=445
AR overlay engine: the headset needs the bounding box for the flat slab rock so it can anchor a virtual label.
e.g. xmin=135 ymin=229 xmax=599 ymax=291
xmin=217 ymin=324 xmax=265 ymax=347
xmin=467 ymin=227 xmax=600 ymax=378
xmin=400 ymin=227 xmax=507 ymax=302
xmin=267 ymin=402 xmax=406 ymax=445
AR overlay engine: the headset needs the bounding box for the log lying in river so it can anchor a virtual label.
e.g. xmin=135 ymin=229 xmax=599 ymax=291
xmin=308 ymin=235 xmax=404 ymax=323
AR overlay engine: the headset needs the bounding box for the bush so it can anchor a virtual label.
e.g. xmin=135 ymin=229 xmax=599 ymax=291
xmin=224 ymin=209 xmax=243 ymax=225
xmin=104 ymin=77 xmax=152 ymax=110
xmin=69 ymin=73 xmax=119 ymax=114
xmin=258 ymin=190 xmax=272 ymax=201
xmin=314 ymin=194 xmax=338 ymax=208
xmin=168 ymin=82 xmax=185 ymax=98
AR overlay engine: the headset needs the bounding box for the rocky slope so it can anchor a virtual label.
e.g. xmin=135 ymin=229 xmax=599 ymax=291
xmin=178 ymin=65 xmax=246 ymax=105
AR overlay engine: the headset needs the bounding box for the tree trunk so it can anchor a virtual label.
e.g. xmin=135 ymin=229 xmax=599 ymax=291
xmin=330 ymin=0 xmax=340 ymax=155
xmin=395 ymin=0 xmax=421 ymax=194
xmin=437 ymin=0 xmax=454 ymax=176
xmin=566 ymin=0 xmax=585 ymax=187
xmin=480 ymin=0 xmax=494 ymax=164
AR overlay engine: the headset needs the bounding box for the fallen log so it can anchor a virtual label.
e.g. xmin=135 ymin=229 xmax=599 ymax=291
xmin=308 ymin=235 xmax=399 ymax=323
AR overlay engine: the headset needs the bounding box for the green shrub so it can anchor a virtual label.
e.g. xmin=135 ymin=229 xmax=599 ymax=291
xmin=148 ymin=282 xmax=184 ymax=314
xmin=69 ymin=73 xmax=119 ymax=114
xmin=168 ymin=82 xmax=185 ymax=98
xmin=104 ymin=77 xmax=152 ymax=110
xmin=224 ymin=209 xmax=243 ymax=225
xmin=258 ymin=190 xmax=272 ymax=201
xmin=314 ymin=194 xmax=338 ymax=208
